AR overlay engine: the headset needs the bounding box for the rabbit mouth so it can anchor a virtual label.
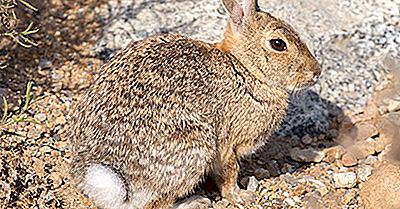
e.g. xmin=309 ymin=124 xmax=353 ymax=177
xmin=287 ymin=76 xmax=319 ymax=93
xmin=308 ymin=75 xmax=320 ymax=86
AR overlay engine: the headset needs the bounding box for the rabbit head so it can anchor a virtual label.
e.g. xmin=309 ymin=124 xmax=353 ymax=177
xmin=218 ymin=0 xmax=321 ymax=90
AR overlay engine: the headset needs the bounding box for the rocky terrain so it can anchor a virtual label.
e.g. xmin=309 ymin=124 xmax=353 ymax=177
xmin=0 ymin=0 xmax=399 ymax=208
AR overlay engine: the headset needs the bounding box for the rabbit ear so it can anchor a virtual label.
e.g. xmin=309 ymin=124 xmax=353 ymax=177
xmin=222 ymin=0 xmax=259 ymax=32
xmin=222 ymin=0 xmax=244 ymax=26
xmin=243 ymin=0 xmax=259 ymax=16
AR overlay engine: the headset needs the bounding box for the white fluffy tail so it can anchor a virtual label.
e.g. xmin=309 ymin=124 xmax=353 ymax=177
xmin=82 ymin=164 xmax=129 ymax=209
xmin=80 ymin=164 xmax=156 ymax=209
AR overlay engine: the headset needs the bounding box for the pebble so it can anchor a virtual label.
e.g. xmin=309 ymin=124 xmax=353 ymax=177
xmin=309 ymin=179 xmax=329 ymax=196
xmin=342 ymin=189 xmax=357 ymax=205
xmin=247 ymin=176 xmax=259 ymax=192
xmin=373 ymin=136 xmax=391 ymax=153
xmin=55 ymin=115 xmax=66 ymax=125
xmin=284 ymin=198 xmax=296 ymax=206
xmin=240 ymin=176 xmax=250 ymax=188
xmin=35 ymin=113 xmax=47 ymax=122
xmin=254 ymin=168 xmax=270 ymax=179
xmin=357 ymin=165 xmax=373 ymax=182
xmin=323 ymin=146 xmax=346 ymax=163
xmin=304 ymin=192 xmax=324 ymax=209
xmin=341 ymin=153 xmax=358 ymax=167
xmin=213 ymin=199 xmax=230 ymax=209
xmin=355 ymin=122 xmax=378 ymax=141
xmin=301 ymin=134 xmax=313 ymax=145
xmin=332 ymin=172 xmax=357 ymax=188
xmin=290 ymin=147 xmax=325 ymax=163
xmin=363 ymin=155 xmax=379 ymax=166
xmin=387 ymin=100 xmax=400 ymax=112
xmin=38 ymin=59 xmax=53 ymax=70
xmin=50 ymin=172 xmax=62 ymax=189
xmin=327 ymin=129 xmax=339 ymax=138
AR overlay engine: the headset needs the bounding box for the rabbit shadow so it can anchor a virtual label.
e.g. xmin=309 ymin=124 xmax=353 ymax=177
xmin=197 ymin=89 xmax=356 ymax=199
xmin=238 ymin=89 xmax=349 ymax=179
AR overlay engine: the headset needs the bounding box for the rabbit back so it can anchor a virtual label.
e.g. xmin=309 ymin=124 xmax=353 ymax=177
xmin=70 ymin=34 xmax=243 ymax=208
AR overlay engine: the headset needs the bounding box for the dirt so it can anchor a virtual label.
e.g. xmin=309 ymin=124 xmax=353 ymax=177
xmin=0 ymin=0 xmax=105 ymax=208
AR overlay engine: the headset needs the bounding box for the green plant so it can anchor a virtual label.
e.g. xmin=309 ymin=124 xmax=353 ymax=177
xmin=0 ymin=81 xmax=42 ymax=136
xmin=0 ymin=0 xmax=39 ymax=47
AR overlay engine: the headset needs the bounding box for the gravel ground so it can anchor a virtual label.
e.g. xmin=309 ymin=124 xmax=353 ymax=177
xmin=0 ymin=0 xmax=399 ymax=208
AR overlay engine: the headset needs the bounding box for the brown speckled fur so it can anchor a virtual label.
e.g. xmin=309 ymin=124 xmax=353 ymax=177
xmin=69 ymin=0 xmax=321 ymax=208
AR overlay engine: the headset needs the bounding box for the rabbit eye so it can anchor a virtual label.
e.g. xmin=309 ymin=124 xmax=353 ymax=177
xmin=269 ymin=39 xmax=287 ymax=52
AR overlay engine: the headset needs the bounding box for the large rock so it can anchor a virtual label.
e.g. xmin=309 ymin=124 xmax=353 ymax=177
xmin=360 ymin=163 xmax=400 ymax=209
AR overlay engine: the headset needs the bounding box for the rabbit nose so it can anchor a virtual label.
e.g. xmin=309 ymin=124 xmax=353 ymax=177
xmin=313 ymin=69 xmax=321 ymax=79
xmin=311 ymin=63 xmax=321 ymax=83
xmin=313 ymin=63 xmax=321 ymax=77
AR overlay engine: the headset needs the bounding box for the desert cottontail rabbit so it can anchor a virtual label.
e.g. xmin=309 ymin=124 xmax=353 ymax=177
xmin=70 ymin=0 xmax=321 ymax=208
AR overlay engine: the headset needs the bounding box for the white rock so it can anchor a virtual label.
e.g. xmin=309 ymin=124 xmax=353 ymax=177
xmin=35 ymin=113 xmax=47 ymax=122
xmin=290 ymin=147 xmax=325 ymax=163
xmin=357 ymin=165 xmax=373 ymax=181
xmin=246 ymin=176 xmax=259 ymax=192
xmin=284 ymin=198 xmax=296 ymax=207
xmin=388 ymin=100 xmax=400 ymax=112
xmin=332 ymin=172 xmax=357 ymax=188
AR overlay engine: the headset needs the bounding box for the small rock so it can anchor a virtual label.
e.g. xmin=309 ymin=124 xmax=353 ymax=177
xmin=301 ymin=134 xmax=313 ymax=145
xmin=304 ymin=192 xmax=325 ymax=209
xmin=360 ymin=163 xmax=400 ymax=209
xmin=35 ymin=113 xmax=47 ymax=122
xmin=378 ymin=149 xmax=389 ymax=162
xmin=290 ymin=147 xmax=325 ymax=163
xmin=323 ymin=146 xmax=346 ymax=163
xmin=281 ymin=173 xmax=298 ymax=186
xmin=213 ymin=199 xmax=230 ymax=209
xmin=55 ymin=115 xmax=66 ymax=125
xmin=342 ymin=189 xmax=357 ymax=205
xmin=309 ymin=179 xmax=329 ymax=196
xmin=283 ymin=198 xmax=296 ymax=207
xmin=356 ymin=122 xmax=378 ymax=141
xmin=293 ymin=184 xmax=306 ymax=196
xmin=378 ymin=105 xmax=389 ymax=114
xmin=385 ymin=112 xmax=400 ymax=126
xmin=341 ymin=153 xmax=358 ymax=167
xmin=378 ymin=117 xmax=398 ymax=144
xmin=33 ymin=159 xmax=45 ymax=178
xmin=373 ymin=136 xmax=391 ymax=153
xmin=254 ymin=168 xmax=270 ymax=179
xmin=247 ymin=176 xmax=258 ymax=192
xmin=240 ymin=176 xmax=250 ymax=188
xmin=387 ymin=100 xmax=400 ymax=112
xmin=50 ymin=172 xmax=63 ymax=189
xmin=363 ymin=155 xmax=379 ymax=166
xmin=266 ymin=160 xmax=281 ymax=176
xmin=281 ymin=163 xmax=295 ymax=174
xmin=38 ymin=59 xmax=53 ymax=70
xmin=327 ymin=128 xmax=339 ymax=138
xmin=332 ymin=172 xmax=357 ymax=188
xmin=357 ymin=165 xmax=373 ymax=181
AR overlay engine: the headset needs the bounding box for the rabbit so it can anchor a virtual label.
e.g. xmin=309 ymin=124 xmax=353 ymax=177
xmin=69 ymin=0 xmax=321 ymax=208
